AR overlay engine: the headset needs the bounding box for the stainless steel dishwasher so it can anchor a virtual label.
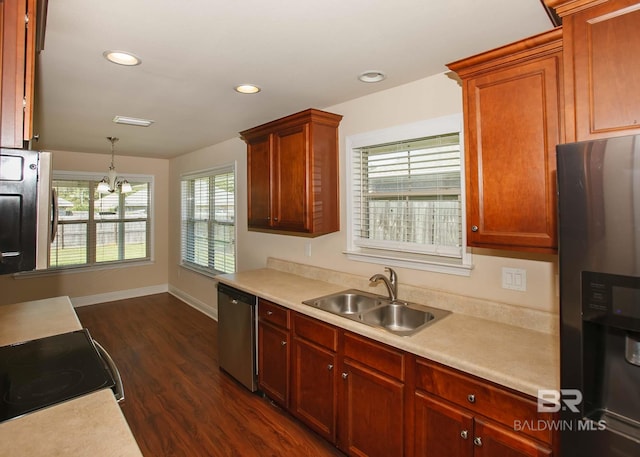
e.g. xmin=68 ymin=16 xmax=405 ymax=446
xmin=217 ymin=282 xmax=258 ymax=391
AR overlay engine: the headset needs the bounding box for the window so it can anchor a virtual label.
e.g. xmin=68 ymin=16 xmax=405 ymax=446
xmin=346 ymin=114 xmax=471 ymax=275
xmin=50 ymin=173 xmax=152 ymax=269
xmin=181 ymin=164 xmax=236 ymax=276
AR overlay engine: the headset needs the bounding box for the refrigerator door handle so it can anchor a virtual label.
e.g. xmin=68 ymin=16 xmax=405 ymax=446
xmin=50 ymin=188 xmax=58 ymax=243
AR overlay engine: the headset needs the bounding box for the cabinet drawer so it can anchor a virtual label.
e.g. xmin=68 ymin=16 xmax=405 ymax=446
xmin=258 ymin=299 xmax=290 ymax=329
xmin=415 ymin=358 xmax=553 ymax=445
xmin=343 ymin=332 xmax=404 ymax=381
xmin=293 ymin=313 xmax=338 ymax=351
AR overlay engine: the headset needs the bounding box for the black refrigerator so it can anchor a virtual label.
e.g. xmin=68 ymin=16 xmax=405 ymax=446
xmin=0 ymin=148 xmax=52 ymax=274
xmin=557 ymin=133 xmax=640 ymax=456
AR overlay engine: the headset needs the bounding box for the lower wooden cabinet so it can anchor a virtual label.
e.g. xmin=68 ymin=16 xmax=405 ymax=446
xmin=257 ymin=300 xmax=290 ymax=407
xmin=291 ymin=313 xmax=338 ymax=443
xmin=256 ymin=305 xmax=556 ymax=457
xmin=339 ymin=357 xmax=405 ymax=457
xmin=339 ymin=332 xmax=406 ymax=457
xmin=414 ymin=358 xmax=554 ymax=457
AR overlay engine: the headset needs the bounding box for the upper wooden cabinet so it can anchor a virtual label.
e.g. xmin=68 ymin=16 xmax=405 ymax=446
xmin=1 ymin=0 xmax=37 ymax=148
xmin=240 ymin=109 xmax=343 ymax=237
xmin=545 ymin=0 xmax=640 ymax=141
xmin=447 ymin=29 xmax=564 ymax=253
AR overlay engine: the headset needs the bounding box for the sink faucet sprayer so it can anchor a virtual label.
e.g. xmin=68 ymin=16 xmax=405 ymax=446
xmin=369 ymin=267 xmax=398 ymax=302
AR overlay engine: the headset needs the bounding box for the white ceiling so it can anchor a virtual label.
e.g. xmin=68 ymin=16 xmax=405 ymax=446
xmin=33 ymin=0 xmax=555 ymax=159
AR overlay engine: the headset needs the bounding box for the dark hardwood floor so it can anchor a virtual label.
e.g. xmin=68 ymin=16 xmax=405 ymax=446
xmin=76 ymin=293 xmax=344 ymax=457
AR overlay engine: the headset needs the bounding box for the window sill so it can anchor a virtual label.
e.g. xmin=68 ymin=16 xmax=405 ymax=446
xmin=179 ymin=262 xmax=226 ymax=279
xmin=13 ymin=259 xmax=155 ymax=279
xmin=344 ymin=248 xmax=473 ymax=277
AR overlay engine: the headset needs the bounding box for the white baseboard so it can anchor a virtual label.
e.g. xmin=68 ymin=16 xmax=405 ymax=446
xmin=71 ymin=284 xmax=169 ymax=308
xmin=168 ymin=285 xmax=218 ymax=321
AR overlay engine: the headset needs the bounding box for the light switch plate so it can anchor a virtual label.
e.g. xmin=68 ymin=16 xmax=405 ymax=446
xmin=502 ymin=267 xmax=527 ymax=291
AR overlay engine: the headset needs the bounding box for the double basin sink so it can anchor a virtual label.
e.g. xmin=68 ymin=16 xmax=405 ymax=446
xmin=302 ymin=289 xmax=450 ymax=336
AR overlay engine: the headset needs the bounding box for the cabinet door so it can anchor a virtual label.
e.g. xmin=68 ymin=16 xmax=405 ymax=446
xmin=1 ymin=0 xmax=36 ymax=148
xmin=564 ymin=0 xmax=640 ymax=141
xmin=473 ymin=418 xmax=552 ymax=457
xmin=257 ymin=320 xmax=289 ymax=407
xmin=247 ymin=135 xmax=272 ymax=229
xmin=291 ymin=336 xmax=337 ymax=443
xmin=414 ymin=392 xmax=473 ymax=457
xmin=339 ymin=358 xmax=404 ymax=457
xmin=464 ymin=51 xmax=561 ymax=252
xmin=272 ymin=124 xmax=309 ymax=232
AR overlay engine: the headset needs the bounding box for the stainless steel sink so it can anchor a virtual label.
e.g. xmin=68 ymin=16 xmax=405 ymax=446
xmin=358 ymin=302 xmax=449 ymax=336
xmin=303 ymin=290 xmax=450 ymax=336
xmin=303 ymin=289 xmax=383 ymax=314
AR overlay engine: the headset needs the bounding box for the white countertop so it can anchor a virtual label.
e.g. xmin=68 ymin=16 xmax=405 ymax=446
xmin=0 ymin=296 xmax=143 ymax=457
xmin=218 ymin=268 xmax=559 ymax=397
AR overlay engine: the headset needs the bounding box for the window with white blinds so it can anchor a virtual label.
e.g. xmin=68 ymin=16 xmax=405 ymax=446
xmin=347 ymin=114 xmax=470 ymax=274
xmin=49 ymin=174 xmax=152 ymax=269
xmin=180 ymin=165 xmax=236 ymax=276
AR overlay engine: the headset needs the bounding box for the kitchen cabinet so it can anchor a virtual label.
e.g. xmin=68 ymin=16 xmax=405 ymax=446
xmin=338 ymin=331 xmax=406 ymax=457
xmin=447 ymin=29 xmax=563 ymax=253
xmin=240 ymin=109 xmax=342 ymax=237
xmin=413 ymin=358 xmax=555 ymax=457
xmin=1 ymin=0 xmax=37 ymax=148
xmin=291 ymin=313 xmax=338 ymax=443
xmin=545 ymin=0 xmax=640 ymax=142
xmin=257 ymin=299 xmax=290 ymax=408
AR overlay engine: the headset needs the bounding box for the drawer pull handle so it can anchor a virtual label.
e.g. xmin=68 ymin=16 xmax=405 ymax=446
xmin=460 ymin=430 xmax=468 ymax=440
xmin=473 ymin=437 xmax=483 ymax=447
xmin=467 ymin=394 xmax=476 ymax=404
xmin=342 ymin=372 xmax=348 ymax=379
xmin=280 ymin=341 xmax=287 ymax=346
xmin=327 ymin=364 xmax=334 ymax=371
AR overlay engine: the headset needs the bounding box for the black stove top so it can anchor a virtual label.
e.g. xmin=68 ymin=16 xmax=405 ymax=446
xmin=0 ymin=329 xmax=116 ymax=422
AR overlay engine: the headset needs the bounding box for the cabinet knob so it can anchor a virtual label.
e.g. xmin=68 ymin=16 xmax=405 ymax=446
xmin=267 ymin=216 xmax=271 ymax=220
xmin=473 ymin=437 xmax=483 ymax=447
xmin=274 ymin=217 xmax=279 ymax=222
xmin=471 ymin=225 xmax=479 ymax=232
xmin=342 ymin=372 xmax=348 ymax=379
xmin=267 ymin=310 xmax=273 ymax=315
xmin=327 ymin=364 xmax=334 ymax=371
xmin=467 ymin=394 xmax=476 ymax=403
xmin=460 ymin=430 xmax=469 ymax=440
xmin=280 ymin=340 xmax=287 ymax=346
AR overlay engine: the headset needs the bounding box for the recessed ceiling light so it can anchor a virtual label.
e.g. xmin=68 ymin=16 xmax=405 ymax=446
xmin=358 ymin=71 xmax=386 ymax=83
xmin=234 ymin=84 xmax=261 ymax=94
xmin=103 ymin=50 xmax=142 ymax=66
xmin=113 ymin=115 xmax=154 ymax=127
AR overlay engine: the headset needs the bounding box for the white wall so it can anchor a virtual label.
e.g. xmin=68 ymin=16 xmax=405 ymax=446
xmin=169 ymin=72 xmax=558 ymax=316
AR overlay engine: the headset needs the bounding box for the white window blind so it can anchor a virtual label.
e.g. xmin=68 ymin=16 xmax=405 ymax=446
xmin=50 ymin=176 xmax=151 ymax=269
xmin=181 ymin=165 xmax=235 ymax=275
xmin=352 ymin=132 xmax=462 ymax=258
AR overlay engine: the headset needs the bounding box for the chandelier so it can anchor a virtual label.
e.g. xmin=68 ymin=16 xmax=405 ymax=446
xmin=97 ymin=136 xmax=132 ymax=193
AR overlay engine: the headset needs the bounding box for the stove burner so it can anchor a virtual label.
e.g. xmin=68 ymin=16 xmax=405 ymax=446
xmin=4 ymin=369 xmax=85 ymax=406
xmin=0 ymin=329 xmax=116 ymax=422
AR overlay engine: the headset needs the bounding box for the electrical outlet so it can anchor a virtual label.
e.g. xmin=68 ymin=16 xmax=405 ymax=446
xmin=502 ymin=267 xmax=527 ymax=291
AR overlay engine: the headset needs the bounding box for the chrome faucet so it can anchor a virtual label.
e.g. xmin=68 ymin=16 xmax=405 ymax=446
xmin=369 ymin=267 xmax=398 ymax=302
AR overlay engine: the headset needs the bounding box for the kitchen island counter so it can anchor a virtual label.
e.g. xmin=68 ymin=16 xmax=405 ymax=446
xmin=217 ymin=268 xmax=559 ymax=398
xmin=0 ymin=296 xmax=142 ymax=457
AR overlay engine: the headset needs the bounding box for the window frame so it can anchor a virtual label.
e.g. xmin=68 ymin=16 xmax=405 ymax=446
xmin=345 ymin=114 xmax=472 ymax=276
xmin=180 ymin=163 xmax=237 ymax=277
xmin=48 ymin=170 xmax=154 ymax=271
